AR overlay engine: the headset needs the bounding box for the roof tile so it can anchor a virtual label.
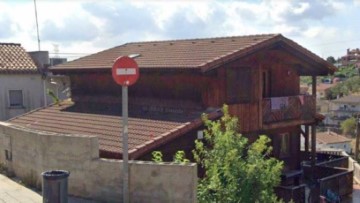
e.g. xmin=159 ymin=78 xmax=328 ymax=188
xmin=317 ymin=131 xmax=352 ymax=144
xmin=0 ymin=43 xmax=38 ymax=74
xmin=51 ymin=34 xmax=278 ymax=71
xmin=8 ymin=101 xmax=221 ymax=159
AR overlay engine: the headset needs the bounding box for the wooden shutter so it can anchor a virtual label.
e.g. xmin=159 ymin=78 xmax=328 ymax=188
xmin=226 ymin=67 xmax=252 ymax=104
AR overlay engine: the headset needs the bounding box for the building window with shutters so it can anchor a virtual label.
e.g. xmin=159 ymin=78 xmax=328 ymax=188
xmin=9 ymin=90 xmax=24 ymax=108
xmin=226 ymin=66 xmax=253 ymax=104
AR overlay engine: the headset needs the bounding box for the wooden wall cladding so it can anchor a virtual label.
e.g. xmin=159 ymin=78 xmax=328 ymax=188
xmin=229 ymin=103 xmax=259 ymax=133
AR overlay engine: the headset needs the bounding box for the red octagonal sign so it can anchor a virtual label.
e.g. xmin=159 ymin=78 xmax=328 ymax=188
xmin=112 ymin=56 xmax=139 ymax=86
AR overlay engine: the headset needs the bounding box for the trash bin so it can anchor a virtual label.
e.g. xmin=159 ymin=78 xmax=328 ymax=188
xmin=42 ymin=170 xmax=70 ymax=203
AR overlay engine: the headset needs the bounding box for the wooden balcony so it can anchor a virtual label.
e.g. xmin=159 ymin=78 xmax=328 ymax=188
xmin=262 ymin=95 xmax=316 ymax=126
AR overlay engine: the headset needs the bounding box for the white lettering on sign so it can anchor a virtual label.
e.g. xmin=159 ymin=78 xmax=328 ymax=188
xmin=116 ymin=68 xmax=137 ymax=75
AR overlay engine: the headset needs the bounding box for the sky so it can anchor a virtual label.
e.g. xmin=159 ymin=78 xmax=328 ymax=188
xmin=0 ymin=0 xmax=359 ymax=61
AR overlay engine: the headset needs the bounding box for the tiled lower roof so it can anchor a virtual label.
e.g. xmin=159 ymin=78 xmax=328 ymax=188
xmin=8 ymin=101 xmax=221 ymax=159
xmin=317 ymin=131 xmax=352 ymax=144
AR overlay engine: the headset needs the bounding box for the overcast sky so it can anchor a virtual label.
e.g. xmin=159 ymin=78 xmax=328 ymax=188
xmin=0 ymin=0 xmax=359 ymax=61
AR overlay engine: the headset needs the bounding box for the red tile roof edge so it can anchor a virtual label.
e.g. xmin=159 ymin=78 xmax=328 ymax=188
xmin=128 ymin=110 xmax=223 ymax=159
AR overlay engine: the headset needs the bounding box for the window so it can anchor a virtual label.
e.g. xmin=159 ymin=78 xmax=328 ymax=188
xmin=280 ymin=133 xmax=290 ymax=158
xmin=226 ymin=66 xmax=253 ymax=103
xmin=9 ymin=90 xmax=23 ymax=108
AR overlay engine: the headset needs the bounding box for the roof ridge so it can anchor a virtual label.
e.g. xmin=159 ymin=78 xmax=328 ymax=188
xmin=0 ymin=42 xmax=21 ymax=46
xmin=125 ymin=33 xmax=280 ymax=45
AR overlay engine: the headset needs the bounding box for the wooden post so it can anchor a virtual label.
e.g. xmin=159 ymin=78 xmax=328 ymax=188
xmin=312 ymin=75 xmax=316 ymax=97
xmin=305 ymin=125 xmax=309 ymax=158
xmin=355 ymin=115 xmax=360 ymax=161
xmin=311 ymin=124 xmax=316 ymax=167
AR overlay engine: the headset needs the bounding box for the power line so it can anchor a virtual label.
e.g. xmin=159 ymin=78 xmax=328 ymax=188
xmin=49 ymin=52 xmax=92 ymax=55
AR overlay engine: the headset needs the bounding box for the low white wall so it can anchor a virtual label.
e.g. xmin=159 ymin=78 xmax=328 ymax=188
xmin=0 ymin=122 xmax=197 ymax=203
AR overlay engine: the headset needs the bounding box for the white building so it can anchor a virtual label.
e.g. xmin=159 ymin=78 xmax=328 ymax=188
xmin=0 ymin=43 xmax=47 ymax=120
xmin=0 ymin=43 xmax=69 ymax=121
xmin=316 ymin=131 xmax=352 ymax=154
xmin=324 ymin=95 xmax=360 ymax=126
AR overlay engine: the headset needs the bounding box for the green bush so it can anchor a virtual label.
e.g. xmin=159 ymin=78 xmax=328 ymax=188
xmin=193 ymin=105 xmax=284 ymax=203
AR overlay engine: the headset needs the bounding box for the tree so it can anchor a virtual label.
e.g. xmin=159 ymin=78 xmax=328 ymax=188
xmin=341 ymin=117 xmax=357 ymax=136
xmin=193 ymin=105 xmax=283 ymax=203
xmin=326 ymin=56 xmax=336 ymax=64
xmin=326 ymin=75 xmax=360 ymax=99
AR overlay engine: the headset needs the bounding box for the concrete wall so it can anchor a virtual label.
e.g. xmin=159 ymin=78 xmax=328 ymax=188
xmin=0 ymin=122 xmax=197 ymax=203
xmin=0 ymin=74 xmax=44 ymax=121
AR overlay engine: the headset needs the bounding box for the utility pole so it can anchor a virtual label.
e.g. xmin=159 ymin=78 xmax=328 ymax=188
xmin=34 ymin=0 xmax=41 ymax=51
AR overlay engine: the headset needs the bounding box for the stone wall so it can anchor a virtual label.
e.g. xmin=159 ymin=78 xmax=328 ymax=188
xmin=0 ymin=122 xmax=197 ymax=203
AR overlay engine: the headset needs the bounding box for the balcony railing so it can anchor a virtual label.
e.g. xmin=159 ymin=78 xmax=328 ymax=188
xmin=262 ymin=95 xmax=316 ymax=124
xmin=275 ymin=184 xmax=306 ymax=203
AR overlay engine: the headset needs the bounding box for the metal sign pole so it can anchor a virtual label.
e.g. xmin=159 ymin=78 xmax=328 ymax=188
xmin=122 ymin=85 xmax=129 ymax=203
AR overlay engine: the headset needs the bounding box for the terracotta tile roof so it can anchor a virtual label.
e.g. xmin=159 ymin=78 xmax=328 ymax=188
xmin=317 ymin=131 xmax=351 ymax=144
xmin=51 ymin=34 xmax=336 ymax=74
xmin=0 ymin=43 xmax=38 ymax=74
xmin=332 ymin=95 xmax=360 ymax=104
xmin=8 ymin=101 xmax=221 ymax=159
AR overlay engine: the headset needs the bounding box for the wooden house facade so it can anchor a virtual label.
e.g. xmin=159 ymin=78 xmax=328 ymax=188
xmin=10 ymin=34 xmax=346 ymax=202
xmin=52 ymin=34 xmax=335 ymax=171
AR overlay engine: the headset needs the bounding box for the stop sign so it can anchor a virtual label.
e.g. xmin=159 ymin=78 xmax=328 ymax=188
xmin=112 ymin=56 xmax=139 ymax=86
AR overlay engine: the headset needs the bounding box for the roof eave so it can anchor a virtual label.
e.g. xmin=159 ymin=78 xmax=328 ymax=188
xmin=128 ymin=110 xmax=222 ymax=159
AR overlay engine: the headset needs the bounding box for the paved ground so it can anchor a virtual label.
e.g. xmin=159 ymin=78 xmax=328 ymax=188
xmin=0 ymin=174 xmax=41 ymax=203
xmin=0 ymin=174 xmax=96 ymax=203
xmin=2 ymin=171 xmax=360 ymax=203
xmin=344 ymin=183 xmax=360 ymax=203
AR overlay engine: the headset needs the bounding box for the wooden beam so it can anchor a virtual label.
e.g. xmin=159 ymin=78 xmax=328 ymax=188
xmin=259 ymin=64 xmax=263 ymax=130
xmin=305 ymin=125 xmax=309 ymax=157
xmin=311 ymin=124 xmax=316 ymax=167
xmin=262 ymin=119 xmax=316 ymax=130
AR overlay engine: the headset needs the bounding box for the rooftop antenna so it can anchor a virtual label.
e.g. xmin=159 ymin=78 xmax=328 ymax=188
xmin=34 ymin=0 xmax=41 ymax=51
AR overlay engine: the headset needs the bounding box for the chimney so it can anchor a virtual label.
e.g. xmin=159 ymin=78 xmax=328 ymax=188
xmin=327 ymin=128 xmax=330 ymax=135
xmin=27 ymin=51 xmax=50 ymax=72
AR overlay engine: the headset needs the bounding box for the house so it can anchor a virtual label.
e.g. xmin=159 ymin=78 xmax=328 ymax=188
xmin=0 ymin=43 xmax=46 ymax=120
xmin=316 ymin=131 xmax=352 ymax=154
xmin=7 ymin=34 xmax=352 ymax=202
xmin=310 ymin=83 xmax=335 ymax=99
xmin=341 ymin=48 xmax=360 ymax=66
xmin=324 ymin=95 xmax=360 ymax=126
